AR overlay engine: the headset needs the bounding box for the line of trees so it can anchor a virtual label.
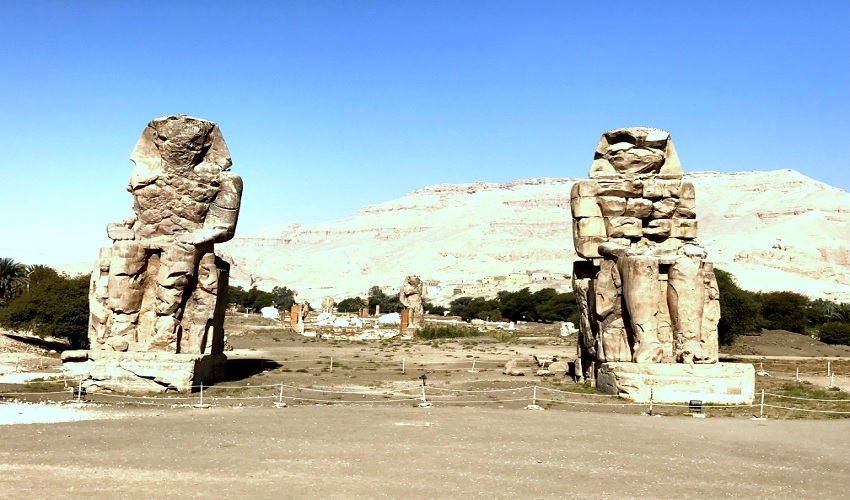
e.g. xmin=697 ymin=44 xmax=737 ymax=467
xmin=447 ymin=288 xmax=580 ymax=324
xmin=1 ymin=255 xmax=849 ymax=348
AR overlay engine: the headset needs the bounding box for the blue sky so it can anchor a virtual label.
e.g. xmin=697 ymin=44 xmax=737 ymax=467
xmin=1 ymin=1 xmax=848 ymax=266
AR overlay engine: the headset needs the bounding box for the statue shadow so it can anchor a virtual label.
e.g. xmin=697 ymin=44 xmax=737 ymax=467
xmin=222 ymin=358 xmax=282 ymax=382
xmin=3 ymin=333 xmax=70 ymax=353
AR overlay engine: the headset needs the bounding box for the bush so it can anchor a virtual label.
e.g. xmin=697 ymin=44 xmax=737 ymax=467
xmin=758 ymin=291 xmax=810 ymax=334
xmin=715 ymin=269 xmax=762 ymax=345
xmin=414 ymin=325 xmax=483 ymax=340
xmin=817 ymin=322 xmax=850 ymax=346
xmin=0 ymin=273 xmax=90 ymax=349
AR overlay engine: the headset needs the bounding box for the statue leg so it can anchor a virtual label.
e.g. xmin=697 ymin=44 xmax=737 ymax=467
xmin=618 ymin=255 xmax=664 ymax=363
xmin=668 ymin=254 xmax=709 ymax=363
xmin=104 ymin=241 xmax=147 ymax=349
xmin=179 ymin=251 xmax=218 ymax=354
xmin=595 ymin=258 xmax=631 ymax=362
xmin=150 ymin=241 xmax=198 ymax=352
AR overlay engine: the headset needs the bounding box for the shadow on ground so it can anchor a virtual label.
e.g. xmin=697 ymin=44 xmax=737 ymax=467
xmin=222 ymin=358 xmax=281 ymax=382
xmin=4 ymin=334 xmax=70 ymax=353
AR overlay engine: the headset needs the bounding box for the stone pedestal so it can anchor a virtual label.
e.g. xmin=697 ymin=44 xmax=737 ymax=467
xmin=596 ymin=362 xmax=755 ymax=404
xmin=61 ymin=351 xmax=227 ymax=394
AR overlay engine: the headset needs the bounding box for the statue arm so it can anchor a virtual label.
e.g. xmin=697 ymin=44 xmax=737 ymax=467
xmin=178 ymin=172 xmax=243 ymax=246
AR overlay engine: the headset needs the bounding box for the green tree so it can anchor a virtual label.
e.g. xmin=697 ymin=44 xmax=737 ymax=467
xmin=715 ymin=268 xmax=762 ymax=345
xmin=498 ymin=288 xmax=538 ymax=322
xmin=817 ymin=322 xmax=850 ymax=346
xmin=536 ymin=291 xmax=579 ymax=323
xmin=423 ymin=301 xmax=447 ymax=316
xmin=337 ymin=296 xmax=367 ymax=313
xmin=271 ymin=286 xmax=295 ymax=310
xmin=758 ymin=290 xmax=810 ymax=334
xmin=0 ymin=257 xmax=27 ymax=306
xmin=368 ymin=286 xmax=401 ymax=315
xmin=0 ymin=273 xmax=90 ymax=348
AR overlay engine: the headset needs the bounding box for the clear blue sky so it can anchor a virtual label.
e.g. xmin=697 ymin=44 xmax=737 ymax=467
xmin=1 ymin=1 xmax=848 ymax=266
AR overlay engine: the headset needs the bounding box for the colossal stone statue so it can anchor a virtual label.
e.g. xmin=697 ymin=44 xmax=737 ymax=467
xmin=571 ymin=128 xmax=720 ymax=382
xmin=399 ymin=275 xmax=424 ymax=329
xmin=88 ymin=115 xmax=242 ymax=355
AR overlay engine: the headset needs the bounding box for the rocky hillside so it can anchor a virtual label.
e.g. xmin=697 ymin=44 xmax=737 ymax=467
xmin=219 ymin=169 xmax=850 ymax=303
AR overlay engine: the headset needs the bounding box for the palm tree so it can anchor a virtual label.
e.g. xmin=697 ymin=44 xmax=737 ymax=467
xmin=0 ymin=257 xmax=27 ymax=306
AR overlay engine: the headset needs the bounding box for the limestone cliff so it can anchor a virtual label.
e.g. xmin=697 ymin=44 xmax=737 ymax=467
xmin=218 ymin=170 xmax=850 ymax=303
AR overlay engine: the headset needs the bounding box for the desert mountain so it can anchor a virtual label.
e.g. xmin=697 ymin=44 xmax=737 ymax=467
xmin=218 ymin=169 xmax=849 ymax=304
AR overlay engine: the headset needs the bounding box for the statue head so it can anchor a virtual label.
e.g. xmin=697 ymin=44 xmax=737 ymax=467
xmin=589 ymin=127 xmax=683 ymax=179
xmin=129 ymin=115 xmax=232 ymax=186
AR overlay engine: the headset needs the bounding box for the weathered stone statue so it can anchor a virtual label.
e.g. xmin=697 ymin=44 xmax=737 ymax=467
xmin=63 ymin=115 xmax=241 ymax=392
xmin=399 ymin=275 xmax=424 ymax=329
xmin=571 ymin=128 xmax=720 ymax=382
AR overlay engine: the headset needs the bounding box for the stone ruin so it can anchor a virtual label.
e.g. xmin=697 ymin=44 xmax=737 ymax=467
xmin=62 ymin=115 xmax=241 ymax=393
xmin=571 ymin=127 xmax=754 ymax=403
xmin=399 ymin=275 xmax=424 ymax=329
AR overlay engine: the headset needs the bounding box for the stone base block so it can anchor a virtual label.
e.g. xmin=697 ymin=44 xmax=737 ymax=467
xmin=61 ymin=350 xmax=227 ymax=394
xmin=596 ymin=362 xmax=755 ymax=404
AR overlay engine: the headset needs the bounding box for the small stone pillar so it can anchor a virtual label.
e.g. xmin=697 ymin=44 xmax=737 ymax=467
xmin=290 ymin=305 xmax=300 ymax=327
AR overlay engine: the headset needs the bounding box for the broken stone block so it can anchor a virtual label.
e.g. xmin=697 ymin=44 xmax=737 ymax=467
xmin=570 ymin=196 xmax=603 ymax=218
xmin=625 ymin=198 xmax=653 ymax=218
xmin=597 ymin=196 xmax=626 ymax=216
xmin=652 ymin=198 xmax=679 ymax=218
xmin=575 ymin=217 xmax=607 ymax=237
xmin=671 ymin=218 xmax=698 ymax=239
xmin=643 ymin=219 xmax=672 ymax=237
xmin=573 ymin=236 xmax=605 ymax=258
xmin=605 ymin=217 xmax=642 ymax=238
xmin=597 ymin=179 xmax=643 ymax=198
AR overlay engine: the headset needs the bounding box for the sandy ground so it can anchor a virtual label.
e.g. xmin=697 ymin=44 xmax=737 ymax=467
xmin=0 ymin=405 xmax=848 ymax=499
xmin=2 ymin=318 xmax=850 ymax=497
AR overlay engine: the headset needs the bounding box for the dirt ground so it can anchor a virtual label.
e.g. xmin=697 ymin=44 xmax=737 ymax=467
xmin=1 ymin=404 xmax=849 ymax=499
xmin=2 ymin=316 xmax=850 ymax=497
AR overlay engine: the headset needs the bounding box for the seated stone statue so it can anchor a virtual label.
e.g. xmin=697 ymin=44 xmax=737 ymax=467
xmin=399 ymin=275 xmax=424 ymax=329
xmin=88 ymin=115 xmax=242 ymax=355
xmin=571 ymin=128 xmax=719 ymax=380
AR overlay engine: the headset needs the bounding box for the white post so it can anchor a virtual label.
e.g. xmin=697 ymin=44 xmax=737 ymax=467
xmin=532 ymin=386 xmax=538 ymax=406
xmin=279 ymin=383 xmax=284 ymax=404
xmin=759 ymin=389 xmax=765 ymax=418
xmin=200 ymin=382 xmax=204 ymax=406
xmin=15 ymin=358 xmax=19 ymax=373
xmin=330 ymin=357 xmax=334 ymax=372
xmin=420 ymin=384 xmax=427 ymax=404
xmin=402 ymin=359 xmax=405 ymax=374
xmin=796 ymin=367 xmax=799 ymax=382
xmin=827 ymin=361 xmax=831 ymax=377
xmin=471 ymin=359 xmax=476 ymax=372
xmin=649 ymin=387 xmax=653 ymax=416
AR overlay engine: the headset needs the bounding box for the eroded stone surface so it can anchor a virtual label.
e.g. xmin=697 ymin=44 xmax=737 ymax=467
xmin=571 ymin=128 xmax=724 ymax=382
xmin=67 ymin=116 xmax=240 ymax=391
xmin=399 ymin=275 xmax=424 ymax=329
xmin=596 ymin=362 xmax=755 ymax=404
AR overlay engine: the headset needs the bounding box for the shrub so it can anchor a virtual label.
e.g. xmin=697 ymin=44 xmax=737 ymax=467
xmin=758 ymin=291 xmax=810 ymax=334
xmin=715 ymin=268 xmax=762 ymax=345
xmin=817 ymin=322 xmax=850 ymax=346
xmin=414 ymin=325 xmax=482 ymax=340
xmin=0 ymin=273 xmax=90 ymax=349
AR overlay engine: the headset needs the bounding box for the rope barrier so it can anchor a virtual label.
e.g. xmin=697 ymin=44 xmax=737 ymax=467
xmin=535 ymin=386 xmax=621 ymax=397
xmin=763 ymin=404 xmax=850 ymax=415
xmin=764 ymin=392 xmax=850 ymax=402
